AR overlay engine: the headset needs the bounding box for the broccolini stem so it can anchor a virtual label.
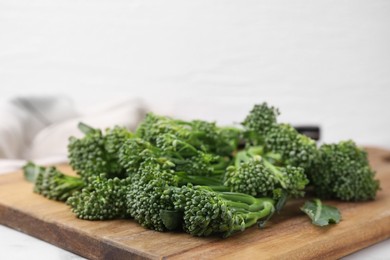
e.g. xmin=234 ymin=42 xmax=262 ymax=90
xmin=175 ymin=173 xmax=223 ymax=186
xmin=57 ymin=177 xmax=86 ymax=194
xmin=262 ymin=159 xmax=287 ymax=189
xmin=242 ymin=201 xmax=275 ymax=228
xmin=205 ymin=185 xmax=230 ymax=192
xmin=212 ymin=158 xmax=231 ymax=172
xmin=247 ymin=146 xmax=264 ymax=156
xmin=176 ymin=140 xmax=198 ymax=155
xmin=220 ymin=192 xmax=274 ymax=212
xmin=55 ymin=180 xmax=84 ymax=192
xmin=55 ymin=181 xmax=86 ymax=201
xmin=235 ymin=150 xmax=250 ymax=168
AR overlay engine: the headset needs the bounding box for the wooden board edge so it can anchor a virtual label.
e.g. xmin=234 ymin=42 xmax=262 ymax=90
xmin=0 ymin=203 xmax=153 ymax=260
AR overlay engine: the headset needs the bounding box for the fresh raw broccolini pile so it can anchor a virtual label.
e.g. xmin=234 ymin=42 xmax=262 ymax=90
xmin=24 ymin=102 xmax=380 ymax=237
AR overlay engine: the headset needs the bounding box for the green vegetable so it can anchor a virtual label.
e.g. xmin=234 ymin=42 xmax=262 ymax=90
xmin=172 ymin=184 xmax=275 ymax=237
xmin=301 ymin=199 xmax=341 ymax=226
xmin=124 ymin=155 xmax=228 ymax=232
xmin=68 ymin=123 xmax=133 ymax=180
xmin=23 ymin=102 xmax=381 ymax=237
xmin=242 ymin=103 xmax=318 ymax=171
xmin=224 ymin=148 xmax=308 ymax=201
xmin=23 ymin=161 xmax=41 ymax=183
xmin=67 ymin=174 xmax=131 ymax=220
xmin=310 ymin=140 xmax=380 ymax=201
xmin=119 ymin=136 xmax=228 ymax=178
xmin=23 ymin=162 xmax=85 ymax=201
xmin=136 ymin=113 xmax=241 ymax=157
xmin=242 ymin=102 xmax=279 ymax=139
xmin=124 ymin=158 xmax=178 ymax=231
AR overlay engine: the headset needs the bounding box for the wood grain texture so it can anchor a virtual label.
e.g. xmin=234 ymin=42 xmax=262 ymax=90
xmin=0 ymin=147 xmax=389 ymax=260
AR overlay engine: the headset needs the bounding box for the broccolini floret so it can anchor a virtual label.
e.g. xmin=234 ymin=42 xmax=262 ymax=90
xmin=125 ymin=159 xmax=176 ymax=231
xmin=311 ymin=140 xmax=380 ymax=201
xmin=263 ymin=123 xmax=318 ymax=170
xmin=224 ymin=148 xmax=308 ymax=199
xmin=242 ymin=102 xmax=279 ymax=141
xmin=67 ymin=174 xmax=131 ymax=220
xmin=68 ymin=123 xmax=133 ymax=180
xmin=23 ymin=162 xmax=85 ymax=201
xmin=243 ymin=103 xmax=318 ymax=171
xmin=136 ymin=113 xmax=240 ymax=157
xmin=172 ymin=184 xmax=275 ymax=237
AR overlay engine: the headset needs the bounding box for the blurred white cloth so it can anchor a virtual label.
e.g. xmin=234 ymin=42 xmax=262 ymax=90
xmin=0 ymin=96 xmax=147 ymax=174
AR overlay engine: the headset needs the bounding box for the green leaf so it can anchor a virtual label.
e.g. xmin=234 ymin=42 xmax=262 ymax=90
xmin=78 ymin=122 xmax=99 ymax=135
xmin=160 ymin=209 xmax=183 ymax=231
xmin=23 ymin=162 xmax=42 ymax=183
xmin=300 ymin=199 xmax=341 ymax=227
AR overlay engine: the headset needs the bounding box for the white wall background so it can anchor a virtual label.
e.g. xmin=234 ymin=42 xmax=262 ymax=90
xmin=1 ymin=0 xmax=390 ymax=148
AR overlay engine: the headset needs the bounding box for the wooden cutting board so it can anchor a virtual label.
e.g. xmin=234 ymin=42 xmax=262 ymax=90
xmin=0 ymin=147 xmax=390 ymax=260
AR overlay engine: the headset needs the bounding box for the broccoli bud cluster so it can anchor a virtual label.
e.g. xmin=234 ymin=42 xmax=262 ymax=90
xmin=312 ymin=141 xmax=380 ymax=201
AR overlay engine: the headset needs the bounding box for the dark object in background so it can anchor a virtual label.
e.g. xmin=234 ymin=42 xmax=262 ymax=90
xmin=294 ymin=126 xmax=320 ymax=141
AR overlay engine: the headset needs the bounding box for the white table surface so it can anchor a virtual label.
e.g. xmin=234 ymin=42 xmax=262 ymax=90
xmin=0 ymin=223 xmax=389 ymax=259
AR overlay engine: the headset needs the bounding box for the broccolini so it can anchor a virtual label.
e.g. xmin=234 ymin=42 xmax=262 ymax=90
xmin=136 ymin=113 xmax=240 ymax=157
xmin=67 ymin=174 xmax=131 ymax=220
xmin=242 ymin=103 xmax=318 ymax=171
xmin=24 ymin=162 xmax=84 ymax=201
xmin=68 ymin=123 xmax=133 ymax=179
xmin=224 ymin=148 xmax=308 ymax=200
xmin=311 ymin=140 xmax=380 ymax=201
xmin=23 ymin=102 xmax=381 ymax=238
xmin=172 ymin=184 xmax=275 ymax=237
